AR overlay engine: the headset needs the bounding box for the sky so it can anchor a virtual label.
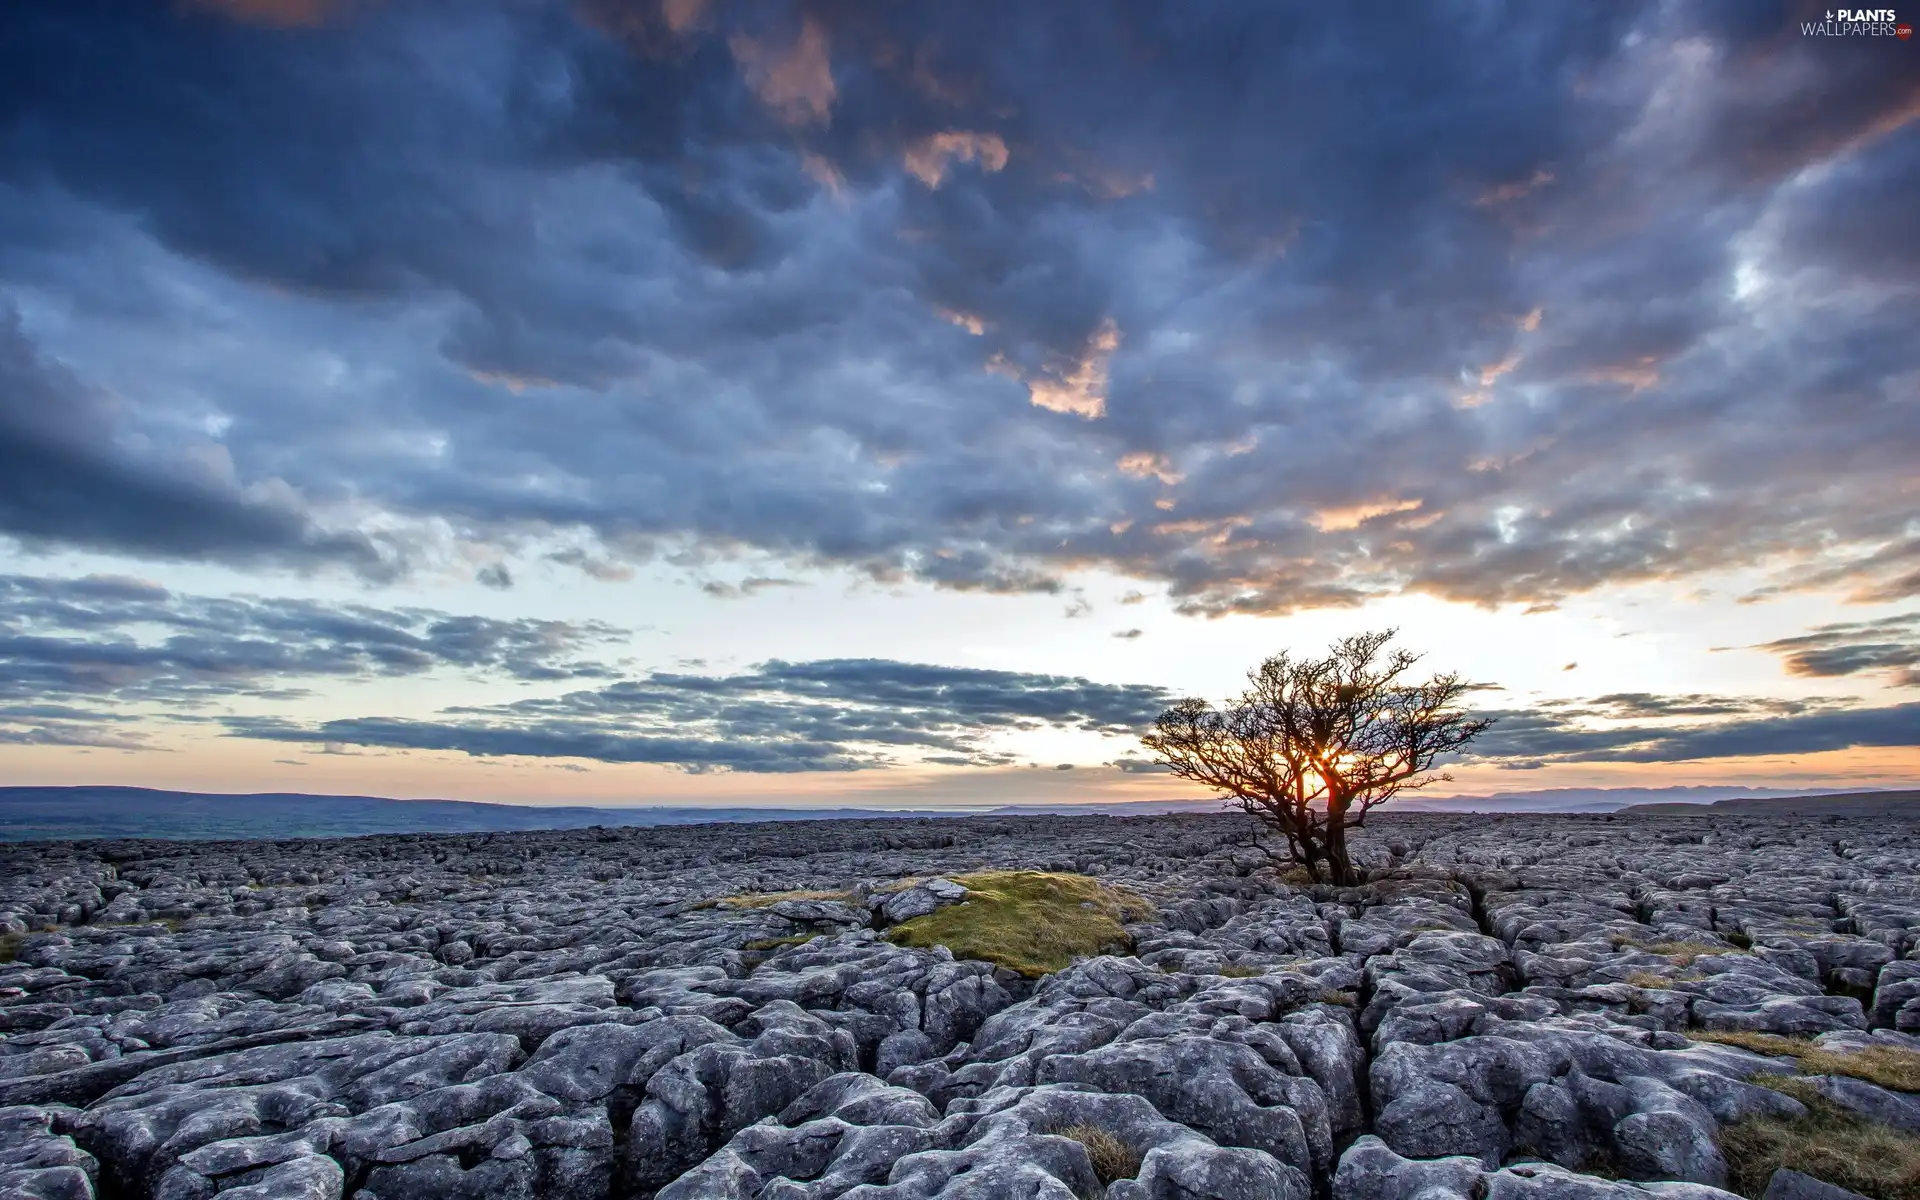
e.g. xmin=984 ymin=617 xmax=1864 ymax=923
xmin=0 ymin=0 xmax=1916 ymax=809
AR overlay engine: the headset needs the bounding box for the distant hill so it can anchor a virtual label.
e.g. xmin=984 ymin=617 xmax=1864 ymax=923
xmin=1394 ymin=785 xmax=1869 ymax=814
xmin=0 ymin=786 xmax=959 ymax=843
xmin=7 ymin=783 xmax=1914 ymax=843
xmin=1618 ymin=789 xmax=1920 ymax=817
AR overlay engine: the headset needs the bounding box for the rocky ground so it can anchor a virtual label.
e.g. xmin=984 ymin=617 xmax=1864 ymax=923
xmin=2 ymin=811 xmax=1918 ymax=1200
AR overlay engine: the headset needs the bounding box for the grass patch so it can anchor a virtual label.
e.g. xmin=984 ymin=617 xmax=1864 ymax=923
xmin=741 ymin=934 xmax=816 ymax=953
xmin=1057 ymin=1123 xmax=1141 ymax=1185
xmin=1690 ymin=1032 xmax=1920 ymax=1092
xmin=886 ymin=871 xmax=1153 ymax=978
xmin=1726 ymin=930 xmax=1754 ymax=949
xmin=1720 ymin=1092 xmax=1920 ymax=1199
xmin=1798 ymin=1044 xmax=1920 ymax=1092
xmin=1693 ymin=1030 xmax=1809 ymax=1057
xmin=1613 ymin=935 xmax=1747 ymax=966
xmin=718 ymin=889 xmax=855 ymax=909
xmin=1648 ymin=940 xmax=1746 ymax=965
xmin=1319 ymin=989 xmax=1357 ymax=1007
xmin=1626 ymin=969 xmax=1703 ymax=989
xmin=1217 ymin=964 xmax=1265 ymax=977
xmin=0 ymin=925 xmax=60 ymax=963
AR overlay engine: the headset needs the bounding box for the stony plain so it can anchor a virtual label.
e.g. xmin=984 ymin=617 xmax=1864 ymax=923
xmin=2 ymin=811 xmax=1917 ymax=1200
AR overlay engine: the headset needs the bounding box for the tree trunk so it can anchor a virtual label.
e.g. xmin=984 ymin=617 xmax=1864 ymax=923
xmin=1295 ymin=825 xmax=1325 ymax=882
xmin=1324 ymin=819 xmax=1358 ymax=887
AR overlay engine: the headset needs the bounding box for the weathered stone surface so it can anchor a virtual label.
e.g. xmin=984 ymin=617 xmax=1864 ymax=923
xmin=4 ymin=810 xmax=1919 ymax=1198
xmin=1762 ymin=1168 xmax=1871 ymax=1200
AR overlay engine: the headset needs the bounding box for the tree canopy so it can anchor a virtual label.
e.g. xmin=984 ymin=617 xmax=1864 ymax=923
xmin=1141 ymin=630 xmax=1493 ymax=886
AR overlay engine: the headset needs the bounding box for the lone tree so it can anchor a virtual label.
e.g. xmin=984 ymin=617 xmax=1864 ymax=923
xmin=1142 ymin=630 xmax=1493 ymax=887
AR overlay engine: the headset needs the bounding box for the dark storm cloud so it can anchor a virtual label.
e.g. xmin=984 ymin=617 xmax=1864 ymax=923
xmin=220 ymin=657 xmax=1178 ymax=772
xmin=0 ymin=307 xmax=390 ymax=573
xmin=0 ymin=574 xmax=626 ymax=745
xmin=0 ymin=0 xmax=1914 ymax=609
xmin=1751 ymin=614 xmax=1920 ymax=687
xmin=1537 ymin=693 xmax=1833 ymax=719
xmin=224 ymin=714 xmax=874 ymax=773
xmin=1468 ymin=700 xmax=1920 ymax=767
xmin=211 ymin=648 xmax=1920 ymax=774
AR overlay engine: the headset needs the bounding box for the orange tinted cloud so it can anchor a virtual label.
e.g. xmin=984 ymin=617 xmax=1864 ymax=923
xmin=904 ymin=132 xmax=1010 ymax=188
xmin=938 ymin=308 xmax=986 ymax=335
xmin=1117 ymin=451 xmax=1181 ymax=485
xmin=730 ymin=17 xmax=836 ymax=126
xmin=1025 ymin=317 xmax=1120 ymax=419
xmin=1475 ymin=168 xmax=1555 ymax=207
xmin=1585 ymin=357 xmax=1661 ymax=392
xmin=1309 ymin=497 xmax=1425 ymax=532
xmin=1457 ymin=351 xmax=1523 ymax=408
xmin=661 ymin=0 xmax=707 ymax=33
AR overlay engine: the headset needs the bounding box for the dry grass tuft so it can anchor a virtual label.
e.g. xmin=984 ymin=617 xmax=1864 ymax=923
xmin=741 ymin=934 xmax=816 ymax=953
xmin=1610 ymin=934 xmax=1747 ymax=965
xmin=717 ymin=889 xmax=854 ymax=909
xmin=0 ymin=932 xmax=22 ymax=964
xmin=1799 ymin=1044 xmax=1920 ymax=1093
xmin=1689 ymin=1032 xmax=1920 ymax=1093
xmin=1692 ymin=1030 xmax=1809 ymax=1057
xmin=1217 ymin=964 xmax=1265 ymax=977
xmin=886 ymin=871 xmax=1154 ymax=978
xmin=1720 ymin=1092 xmax=1920 ymax=1199
xmin=1057 ymin=1123 xmax=1142 ymax=1184
xmin=1319 ymin=989 xmax=1358 ymax=1007
xmin=1646 ymin=939 xmax=1747 ymax=965
xmin=1626 ymin=969 xmax=1705 ymax=989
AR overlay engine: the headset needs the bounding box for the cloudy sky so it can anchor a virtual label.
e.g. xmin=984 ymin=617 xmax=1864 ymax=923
xmin=1 ymin=0 xmax=1915 ymax=808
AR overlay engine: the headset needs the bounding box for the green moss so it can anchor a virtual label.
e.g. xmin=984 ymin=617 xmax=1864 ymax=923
xmin=1720 ymin=1091 xmax=1920 ymax=1199
xmin=886 ymin=871 xmax=1154 ymax=978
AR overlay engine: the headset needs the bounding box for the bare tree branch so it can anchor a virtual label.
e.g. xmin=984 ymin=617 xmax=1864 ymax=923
xmin=1141 ymin=630 xmax=1495 ymax=886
